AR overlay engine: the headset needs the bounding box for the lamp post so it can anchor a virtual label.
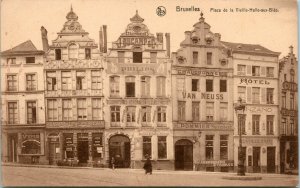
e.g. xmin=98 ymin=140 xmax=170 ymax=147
xmin=235 ymin=97 xmax=246 ymax=176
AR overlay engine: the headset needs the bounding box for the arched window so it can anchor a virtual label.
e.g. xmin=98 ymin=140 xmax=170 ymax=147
xmin=68 ymin=43 xmax=78 ymax=59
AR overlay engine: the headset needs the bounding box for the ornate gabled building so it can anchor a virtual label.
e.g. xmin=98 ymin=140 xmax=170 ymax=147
xmin=43 ymin=7 xmax=105 ymax=166
xmin=223 ymin=41 xmax=281 ymax=173
xmin=279 ymin=46 xmax=298 ymax=174
xmin=171 ymin=13 xmax=234 ymax=172
xmin=1 ymin=40 xmax=46 ymax=164
xmin=103 ymin=11 xmax=173 ymax=169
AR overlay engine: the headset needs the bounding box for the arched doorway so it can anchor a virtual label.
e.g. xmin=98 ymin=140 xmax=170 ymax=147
xmin=109 ymin=135 xmax=131 ymax=168
xmin=175 ymin=139 xmax=193 ymax=170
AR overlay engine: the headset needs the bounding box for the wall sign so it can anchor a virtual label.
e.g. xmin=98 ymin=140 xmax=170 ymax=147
xmin=246 ymin=106 xmax=273 ymax=113
xmin=241 ymin=138 xmax=273 ymax=146
xmin=174 ymin=122 xmax=233 ymax=130
xmin=239 ymin=78 xmax=270 ymax=85
xmin=182 ymin=92 xmax=224 ymax=100
xmin=282 ymin=81 xmax=297 ymax=92
xmin=107 ymin=98 xmax=170 ymax=105
xmin=198 ymin=160 xmax=234 ymax=167
xmin=107 ymin=63 xmax=167 ymax=75
xmin=281 ymin=108 xmax=297 ymax=117
xmin=176 ymin=69 xmax=228 ymax=77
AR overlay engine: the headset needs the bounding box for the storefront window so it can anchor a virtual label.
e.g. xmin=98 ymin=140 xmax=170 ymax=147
xmin=220 ymin=135 xmax=228 ymax=160
xmin=143 ymin=136 xmax=152 ymax=159
xmin=92 ymin=133 xmax=103 ymax=158
xmin=158 ymin=136 xmax=167 ymax=159
xmin=21 ymin=133 xmax=41 ymax=154
xmin=64 ymin=133 xmax=74 ymax=158
xmin=205 ymin=135 xmax=214 ymax=160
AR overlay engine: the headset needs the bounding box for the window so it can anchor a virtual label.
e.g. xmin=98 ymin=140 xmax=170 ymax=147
xmin=193 ymin=51 xmax=198 ymax=64
xmin=7 ymin=75 xmax=17 ymax=91
xmin=126 ymin=106 xmax=136 ymax=122
xmin=252 ymin=87 xmax=260 ymax=104
xmin=77 ymin=99 xmax=87 ymax=120
xmin=205 ymin=135 xmax=214 ymax=160
xmin=141 ymin=76 xmax=150 ymax=97
xmin=157 ymin=106 xmax=167 ymax=122
xmin=92 ymin=98 xmax=101 ymax=120
xmin=206 ymin=102 xmax=214 ymax=121
xmin=126 ymin=77 xmax=135 ymax=97
xmin=46 ymin=72 xmax=57 ymax=91
xmin=85 ymin=48 xmax=91 ymax=59
xmin=111 ymin=106 xmax=120 ymax=122
xmin=284 ymin=74 xmax=287 ymax=81
xmin=141 ymin=106 xmax=151 ymax=122
xmin=91 ymin=70 xmax=101 ymax=90
xmin=267 ymin=88 xmax=274 ymax=104
xmin=61 ymin=72 xmax=72 ymax=90
xmin=206 ymin=79 xmax=213 ymax=92
xmin=7 ymin=58 xmax=16 ymax=64
xmin=133 ymin=52 xmax=142 ymax=63
xmin=238 ymin=114 xmax=246 ymax=135
xmin=290 ymin=69 xmax=295 ymax=82
xmin=178 ymin=101 xmax=185 ymax=121
xmin=252 ymin=115 xmax=260 ymax=135
xmin=157 ymin=76 xmax=166 ymax=97
xmin=192 ymin=79 xmax=199 ymax=91
xmin=110 ymin=76 xmax=120 ymax=97
xmin=62 ymin=99 xmax=72 ymax=121
xmin=150 ymin=52 xmax=157 ymax=63
xmin=220 ymin=135 xmax=228 ymax=160
xmin=21 ymin=133 xmax=41 ymax=154
xmin=47 ymin=99 xmax=57 ymax=121
xmin=177 ymin=78 xmax=185 ymax=92
xmin=238 ymin=86 xmax=246 ymax=102
xmin=207 ymin=52 xmax=212 ymax=65
xmin=68 ymin=43 xmax=78 ymax=59
xmin=282 ymin=92 xmax=286 ymax=108
xmin=237 ymin=64 xmax=246 ymax=75
xmin=118 ymin=51 xmax=125 ymax=63
xmin=220 ymin=80 xmax=227 ymax=92
xmin=143 ymin=136 xmax=152 ymax=159
xmin=290 ymin=93 xmax=294 ymax=109
xmin=282 ymin=118 xmax=287 ymax=135
xmin=220 ymin=102 xmax=228 ymax=121
xmin=26 ymin=74 xmax=36 ymax=91
xmin=266 ymin=67 xmax=274 ymax=77
xmin=290 ymin=118 xmax=294 ymax=135
xmin=76 ymin=71 xmax=86 ymax=90
xmin=27 ymin=101 xmax=36 ymax=124
xmin=26 ymin=57 xmax=35 ymax=64
xmin=252 ymin=66 xmax=260 ymax=76
xmin=158 ymin=136 xmax=167 ymax=159
xmin=55 ymin=49 xmax=61 ymax=60
xmin=7 ymin=102 xmax=18 ymax=124
xmin=192 ymin=102 xmax=200 ymax=121
xmin=266 ymin=115 xmax=274 ymax=135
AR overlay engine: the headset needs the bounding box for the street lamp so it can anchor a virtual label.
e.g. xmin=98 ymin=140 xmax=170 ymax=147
xmin=235 ymin=97 xmax=246 ymax=176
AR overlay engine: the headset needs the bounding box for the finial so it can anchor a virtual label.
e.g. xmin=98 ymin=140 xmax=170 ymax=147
xmin=71 ymin=4 xmax=73 ymax=12
xmin=200 ymin=12 xmax=203 ymax=18
xmin=289 ymin=45 xmax=294 ymax=54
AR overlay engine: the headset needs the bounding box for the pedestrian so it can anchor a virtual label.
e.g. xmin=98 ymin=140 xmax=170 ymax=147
xmin=111 ymin=157 xmax=115 ymax=170
xmin=143 ymin=155 xmax=152 ymax=175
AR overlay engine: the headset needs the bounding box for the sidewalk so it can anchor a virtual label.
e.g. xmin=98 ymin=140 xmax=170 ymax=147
xmin=2 ymin=162 xmax=298 ymax=178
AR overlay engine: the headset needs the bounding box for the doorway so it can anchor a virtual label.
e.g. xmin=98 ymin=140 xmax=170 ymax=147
xmin=175 ymin=139 xmax=193 ymax=170
xmin=109 ymin=135 xmax=131 ymax=168
xmin=77 ymin=141 xmax=89 ymax=163
xmin=253 ymin=147 xmax=261 ymax=173
xmin=8 ymin=134 xmax=18 ymax=162
xmin=267 ymin=147 xmax=276 ymax=173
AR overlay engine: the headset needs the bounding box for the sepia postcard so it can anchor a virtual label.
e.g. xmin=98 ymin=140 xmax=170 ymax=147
xmin=0 ymin=0 xmax=298 ymax=186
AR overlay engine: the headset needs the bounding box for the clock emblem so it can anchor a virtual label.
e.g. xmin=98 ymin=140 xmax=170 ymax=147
xmin=68 ymin=24 xmax=75 ymax=31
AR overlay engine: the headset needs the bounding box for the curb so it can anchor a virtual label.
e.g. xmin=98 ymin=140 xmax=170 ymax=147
xmin=222 ymin=175 xmax=263 ymax=181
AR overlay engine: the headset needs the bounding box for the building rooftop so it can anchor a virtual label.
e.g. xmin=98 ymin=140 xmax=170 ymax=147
xmin=1 ymin=40 xmax=44 ymax=56
xmin=221 ymin=41 xmax=280 ymax=56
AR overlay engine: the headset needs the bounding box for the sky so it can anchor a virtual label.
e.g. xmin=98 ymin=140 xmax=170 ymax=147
xmin=1 ymin=0 xmax=298 ymax=58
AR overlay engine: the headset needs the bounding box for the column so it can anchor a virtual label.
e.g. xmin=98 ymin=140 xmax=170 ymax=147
xmin=73 ymin=133 xmax=77 ymax=160
xmin=88 ymin=132 xmax=93 ymax=167
xmin=151 ymin=135 xmax=158 ymax=160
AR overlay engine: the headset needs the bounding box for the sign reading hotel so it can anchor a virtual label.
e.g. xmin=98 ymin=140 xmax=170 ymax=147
xmin=239 ymin=78 xmax=271 ymax=85
xmin=174 ymin=122 xmax=233 ymax=130
xmin=176 ymin=69 xmax=228 ymax=77
xmin=107 ymin=63 xmax=167 ymax=75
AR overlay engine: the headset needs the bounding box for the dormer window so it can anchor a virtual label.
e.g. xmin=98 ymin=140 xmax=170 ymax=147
xmin=55 ymin=49 xmax=62 ymax=60
xmin=177 ymin=56 xmax=185 ymax=64
xmin=26 ymin=57 xmax=35 ymax=64
xmin=205 ymin=35 xmax=213 ymax=44
xmin=191 ymin=36 xmax=199 ymax=44
xmin=68 ymin=43 xmax=78 ymax=59
xmin=85 ymin=48 xmax=91 ymax=59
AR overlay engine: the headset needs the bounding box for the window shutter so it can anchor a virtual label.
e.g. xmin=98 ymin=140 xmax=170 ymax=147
xmin=261 ymin=88 xmax=266 ymax=104
xmin=247 ymin=87 xmax=252 ymax=103
xmin=261 ymin=67 xmax=266 ymax=77
xmin=246 ymin=65 xmax=252 ymax=75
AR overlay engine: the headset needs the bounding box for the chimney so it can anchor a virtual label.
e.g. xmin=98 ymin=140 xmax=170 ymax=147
xmin=99 ymin=27 xmax=103 ymax=53
xmin=165 ymin=33 xmax=170 ymax=57
xmin=102 ymin=25 xmax=107 ymax=53
xmin=156 ymin=33 xmax=163 ymax=44
xmin=41 ymin=26 xmax=49 ymax=52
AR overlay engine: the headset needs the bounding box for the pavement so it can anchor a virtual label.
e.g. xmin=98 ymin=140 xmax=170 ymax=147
xmin=1 ymin=163 xmax=299 ymax=186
